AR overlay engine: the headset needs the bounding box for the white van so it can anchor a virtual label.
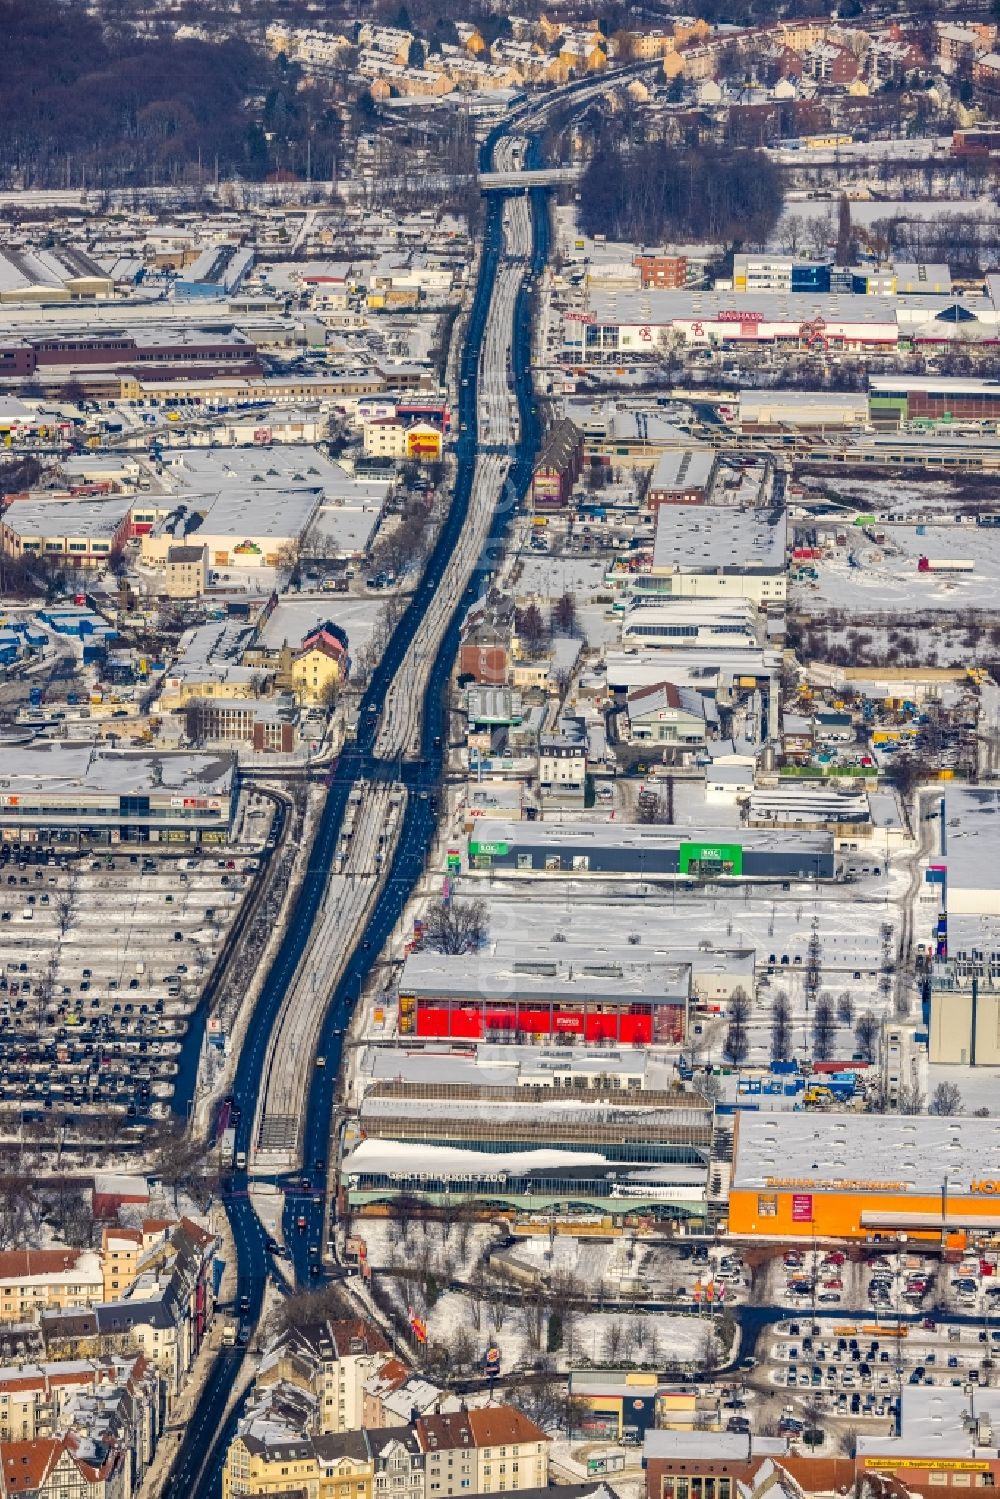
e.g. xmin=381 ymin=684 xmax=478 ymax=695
xmin=21 ymin=908 xmax=33 ymax=921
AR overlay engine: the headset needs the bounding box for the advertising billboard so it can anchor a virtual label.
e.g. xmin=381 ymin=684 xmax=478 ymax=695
xmin=678 ymin=841 xmax=744 ymax=876
xmin=792 ymin=1193 xmax=814 ymax=1223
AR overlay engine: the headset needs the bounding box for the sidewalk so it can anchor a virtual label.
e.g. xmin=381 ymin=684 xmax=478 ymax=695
xmin=139 ymin=1201 xmax=237 ymax=1499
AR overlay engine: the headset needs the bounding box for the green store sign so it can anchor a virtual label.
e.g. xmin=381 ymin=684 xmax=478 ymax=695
xmin=679 ymin=841 xmax=743 ymax=876
xmin=469 ymin=841 xmax=509 ymax=858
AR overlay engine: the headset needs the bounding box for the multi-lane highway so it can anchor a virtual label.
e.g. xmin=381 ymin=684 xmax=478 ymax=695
xmin=160 ymin=103 xmax=552 ymax=1499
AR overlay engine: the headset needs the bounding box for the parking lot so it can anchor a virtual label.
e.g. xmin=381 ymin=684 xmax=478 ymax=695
xmin=743 ymin=1241 xmax=1000 ymax=1441
xmin=0 ymin=834 xmax=264 ymax=1128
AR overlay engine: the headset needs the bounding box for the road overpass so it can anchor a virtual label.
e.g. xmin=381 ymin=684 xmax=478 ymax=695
xmin=478 ymin=165 xmax=580 ymax=189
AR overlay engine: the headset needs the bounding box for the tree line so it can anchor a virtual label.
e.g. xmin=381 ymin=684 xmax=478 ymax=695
xmin=0 ymin=0 xmax=340 ymax=189
xmin=578 ymin=136 xmax=784 ymax=248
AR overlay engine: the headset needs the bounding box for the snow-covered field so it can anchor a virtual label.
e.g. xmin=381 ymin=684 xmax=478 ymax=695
xmin=793 ymin=523 xmax=1000 ymax=616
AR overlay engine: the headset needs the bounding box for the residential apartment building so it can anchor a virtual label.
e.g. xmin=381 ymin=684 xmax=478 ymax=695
xmin=530 ymin=418 xmax=583 ymax=511
xmin=224 ymin=1428 xmax=373 ymax=1499
xmin=539 ymin=716 xmax=587 ymax=807
xmin=0 ymin=1433 xmax=131 ymax=1499
xmin=165 ymin=544 xmax=208 ymax=599
xmin=0 ymin=1251 xmax=104 ymax=1324
xmin=370 ymin=1428 xmax=424 ymax=1499
xmin=417 ymin=1409 xmax=549 ymax=1495
xmin=40 ymin=1219 xmax=217 ymax=1410
xmin=291 ymin=623 xmax=349 ymax=705
xmin=254 ymin=1320 xmax=391 ymax=1436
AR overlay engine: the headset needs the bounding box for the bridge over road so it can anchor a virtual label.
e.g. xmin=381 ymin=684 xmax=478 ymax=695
xmin=478 ymin=165 xmax=581 ymax=189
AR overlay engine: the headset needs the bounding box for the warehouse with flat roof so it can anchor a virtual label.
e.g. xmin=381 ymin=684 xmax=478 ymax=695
xmin=464 ymin=820 xmax=835 ymax=881
xmin=729 ymin=1110 xmax=1000 ymax=1245
xmin=397 ymin=948 xmax=691 ymax=1044
xmin=649 ymin=504 xmax=787 ymax=607
xmin=0 ymin=743 xmax=237 ymax=845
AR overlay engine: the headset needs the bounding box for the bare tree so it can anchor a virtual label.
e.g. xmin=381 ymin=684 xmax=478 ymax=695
xmin=723 ymin=987 xmax=751 ymax=1065
xmin=930 ymin=1080 xmax=963 ymax=1116
xmin=837 ymin=990 xmax=854 ymax=1027
xmin=55 ymin=887 xmax=75 ymax=936
xmin=422 ymin=898 xmax=488 ymax=955
xmin=812 ymin=995 xmax=836 ymax=1061
xmin=855 ymin=1011 xmax=879 ymax=1064
xmin=897 ymin=1081 xmax=925 ymax=1115
xmin=468 ymin=1260 xmax=486 ymax=1331
xmin=519 ymin=1289 xmax=549 ymax=1352
xmin=515 ymin=603 xmax=548 ymax=655
xmin=771 ymin=989 xmax=792 ymax=1063
xmin=551 ymin=592 xmax=579 ymax=637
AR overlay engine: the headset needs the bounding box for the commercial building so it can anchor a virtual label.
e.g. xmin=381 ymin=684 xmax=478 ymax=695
xmin=869 ymin=375 xmax=1000 ymax=425
xmin=0 ymin=326 xmax=259 ymax=384
xmin=563 ymin=290 xmax=901 ymax=364
xmin=624 ymin=681 xmax=714 ymax=749
xmin=0 ymin=246 xmax=114 ymax=304
xmin=0 ymin=744 xmax=237 ymax=846
xmin=642 ymin=1432 xmax=863 ymax=1499
xmin=647 ymin=504 xmax=787 ymax=606
xmin=621 ymin=600 xmax=760 ymax=651
xmin=647 ymin=449 xmax=717 ymax=508
xmin=634 ymin=254 xmax=691 ymax=289
xmin=140 ymin=485 xmax=323 ymax=571
xmin=396 ymin=947 xmax=691 ymax=1043
xmin=362 ymin=417 xmax=443 ymax=461
xmin=737 ymin=390 xmax=868 ymax=430
xmin=728 ymin=1109 xmax=1000 ymax=1246
xmin=465 ymin=820 xmax=835 ymax=882
xmin=174 ymin=245 xmax=254 ymax=300
xmin=342 ymin=1083 xmax=710 ymax=1218
xmin=938 ymin=787 xmax=1000 ymax=917
xmin=857 ymin=1386 xmax=1000 ymax=1497
xmin=0 ymin=496 xmax=133 ymax=569
xmin=732 ymin=255 xmax=831 ymax=294
xmin=185 ymin=695 xmax=297 ymax=754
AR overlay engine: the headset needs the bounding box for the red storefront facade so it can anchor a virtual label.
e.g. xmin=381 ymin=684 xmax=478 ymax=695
xmin=408 ymin=997 xmax=685 ymax=1044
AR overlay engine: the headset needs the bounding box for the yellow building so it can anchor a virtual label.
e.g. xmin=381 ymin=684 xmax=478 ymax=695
xmin=224 ymin=1431 xmax=373 ymax=1499
xmin=673 ymin=17 xmax=711 ymax=44
xmin=362 ymin=418 xmax=442 ymax=461
xmin=165 ymin=543 xmax=208 ymax=600
xmin=621 ymin=29 xmax=677 ymax=59
xmin=292 ymin=640 xmax=347 ymax=705
xmin=0 ymin=1249 xmax=104 ymax=1322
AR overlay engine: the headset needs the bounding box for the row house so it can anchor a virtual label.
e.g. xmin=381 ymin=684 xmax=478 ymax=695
xmin=39 ymin=1220 xmax=217 ymax=1413
xmin=224 ymin=1407 xmax=549 ymax=1499
xmin=0 ymin=1432 xmax=130 ymax=1499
